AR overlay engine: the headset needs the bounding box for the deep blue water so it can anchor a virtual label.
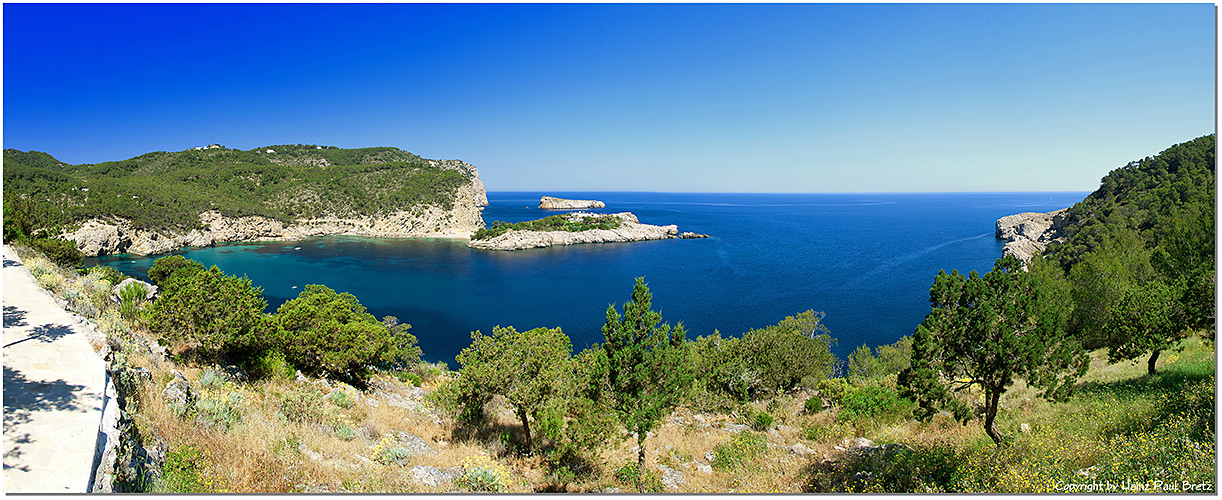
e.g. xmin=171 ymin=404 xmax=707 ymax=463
xmin=86 ymin=192 xmax=1087 ymax=364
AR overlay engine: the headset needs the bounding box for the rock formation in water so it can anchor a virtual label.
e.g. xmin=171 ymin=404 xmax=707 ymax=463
xmin=538 ymin=196 xmax=605 ymax=210
xmin=63 ymin=160 xmax=489 ymax=257
xmin=467 ymin=212 xmax=679 ymax=250
xmin=995 ymin=208 xmax=1069 ymax=264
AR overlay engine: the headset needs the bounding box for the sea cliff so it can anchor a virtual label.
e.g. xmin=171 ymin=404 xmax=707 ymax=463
xmin=467 ymin=212 xmax=679 ymax=250
xmin=995 ymin=208 xmax=1068 ymax=263
xmin=64 ymin=162 xmax=488 ymax=257
xmin=539 ymin=196 xmax=605 ymax=209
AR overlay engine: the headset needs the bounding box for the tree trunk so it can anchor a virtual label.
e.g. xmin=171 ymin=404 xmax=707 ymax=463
xmin=636 ymin=430 xmax=647 ymax=493
xmin=517 ymin=407 xmax=533 ymax=453
xmin=983 ymin=389 xmax=1004 ymax=445
xmin=1147 ymin=350 xmax=1160 ymax=376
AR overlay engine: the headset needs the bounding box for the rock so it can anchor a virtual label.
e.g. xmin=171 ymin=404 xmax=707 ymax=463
xmin=850 ymin=437 xmax=875 ymax=448
xmin=995 ymin=208 xmax=1069 ymax=265
xmin=696 ymin=464 xmax=712 ymax=474
xmin=467 ymin=212 xmax=680 ymax=251
xmin=60 ymin=161 xmax=489 ymax=257
xmin=538 ymin=196 xmax=605 ymax=209
xmin=111 ymin=278 xmax=157 ymax=301
xmin=722 ymin=423 xmax=750 ymax=433
xmin=393 ymin=431 xmax=439 ymax=456
xmin=657 ymin=463 xmax=685 ymax=489
xmin=411 ymin=465 xmax=463 ymax=486
xmin=791 ymin=443 xmax=814 ymax=455
xmin=678 ymin=232 xmax=709 ymax=239
xmin=705 ymin=451 xmax=716 ymax=462
xmin=162 ymin=373 xmax=193 ymax=410
xmin=600 ymin=487 xmax=622 ymax=493
xmin=1020 ymin=423 xmax=1031 ymax=433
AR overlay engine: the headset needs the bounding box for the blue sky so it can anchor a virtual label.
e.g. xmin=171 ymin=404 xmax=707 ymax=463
xmin=3 ymin=3 xmax=1214 ymax=192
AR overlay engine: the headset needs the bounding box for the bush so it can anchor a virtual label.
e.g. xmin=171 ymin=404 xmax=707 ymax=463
xmin=457 ymin=455 xmax=512 ymax=492
xmin=753 ymin=411 xmax=775 ymax=430
xmin=817 ymin=378 xmax=853 ymax=405
xmin=326 ymin=390 xmax=354 ymax=409
xmin=147 ymin=255 xmax=205 ymax=287
xmin=279 ymin=388 xmax=327 ymax=423
xmin=118 ymin=281 xmax=147 ymax=320
xmin=88 ymin=265 xmax=128 ymax=286
xmin=396 ymin=372 xmax=423 ymax=387
xmin=740 ymin=310 xmax=837 ymax=394
xmin=837 ymin=385 xmax=912 ymax=424
xmin=198 ymin=369 xmax=228 ymax=390
xmin=334 ymin=425 xmax=357 ymax=441
xmin=712 ymin=432 xmax=768 ymax=471
xmin=376 ymin=447 xmax=412 ymax=466
xmin=271 ymin=285 xmax=420 ymax=384
xmin=249 ymin=350 xmax=296 ymax=381
xmin=149 ymin=265 xmax=268 ymax=360
xmin=30 ymin=237 xmax=83 ymax=266
xmin=195 ymin=393 xmax=243 ymax=430
xmin=804 ymin=396 xmax=826 ymax=414
xmin=159 ymin=445 xmax=207 ymax=493
xmin=612 ymin=463 xmax=662 ymax=493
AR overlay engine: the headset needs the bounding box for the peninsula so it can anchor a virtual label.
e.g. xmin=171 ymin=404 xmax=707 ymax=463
xmin=467 ymin=212 xmax=682 ymax=250
xmin=3 ymin=145 xmax=489 ymax=256
xmin=539 ymin=196 xmax=605 ymax=209
xmin=994 ymin=208 xmax=1068 ymax=264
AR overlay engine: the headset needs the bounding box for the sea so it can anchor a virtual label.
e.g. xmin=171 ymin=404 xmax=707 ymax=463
xmin=85 ymin=191 xmax=1088 ymax=365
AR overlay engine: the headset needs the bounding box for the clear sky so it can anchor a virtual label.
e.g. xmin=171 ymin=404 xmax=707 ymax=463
xmin=3 ymin=3 xmax=1215 ymax=193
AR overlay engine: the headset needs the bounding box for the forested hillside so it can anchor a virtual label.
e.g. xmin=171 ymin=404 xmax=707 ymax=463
xmin=3 ymin=144 xmax=473 ymax=234
xmin=1047 ymin=134 xmax=1215 ymax=270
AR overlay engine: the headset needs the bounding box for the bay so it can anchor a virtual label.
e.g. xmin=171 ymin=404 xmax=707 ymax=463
xmin=86 ymin=191 xmax=1087 ymax=364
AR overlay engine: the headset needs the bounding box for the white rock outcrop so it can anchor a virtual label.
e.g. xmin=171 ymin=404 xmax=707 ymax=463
xmin=466 ymin=212 xmax=679 ymax=251
xmin=995 ymin=208 xmax=1069 ymax=264
xmin=538 ymin=196 xmax=605 ymax=210
xmin=61 ymin=163 xmax=488 ymax=257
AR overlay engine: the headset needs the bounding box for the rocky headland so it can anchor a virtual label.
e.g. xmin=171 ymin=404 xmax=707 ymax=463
xmin=64 ymin=161 xmax=489 ymax=257
xmin=995 ymin=208 xmax=1069 ymax=264
xmin=467 ymin=212 xmax=681 ymax=251
xmin=538 ymin=196 xmax=605 ymax=209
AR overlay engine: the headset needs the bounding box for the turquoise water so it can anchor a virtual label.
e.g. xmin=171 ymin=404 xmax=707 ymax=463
xmin=86 ymin=191 xmax=1087 ymax=364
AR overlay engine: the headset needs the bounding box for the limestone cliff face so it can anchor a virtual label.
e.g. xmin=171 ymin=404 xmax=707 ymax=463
xmin=995 ymin=208 xmax=1069 ymax=264
xmin=64 ymin=163 xmax=488 ymax=257
xmin=467 ymin=212 xmax=679 ymax=251
xmin=538 ymin=196 xmax=605 ymax=210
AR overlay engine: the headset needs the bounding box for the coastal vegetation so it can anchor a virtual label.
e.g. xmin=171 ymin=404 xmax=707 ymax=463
xmin=1 ymin=144 xmax=472 ymax=234
xmin=8 ymin=134 xmax=1214 ymax=493
xmin=471 ymin=213 xmax=623 ymax=240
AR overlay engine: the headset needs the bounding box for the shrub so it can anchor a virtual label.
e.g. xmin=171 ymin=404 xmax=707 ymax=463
xmin=34 ymin=271 xmax=65 ymax=293
xmin=817 ymin=378 xmax=853 ymax=405
xmin=804 ymin=396 xmax=826 ymax=414
xmin=149 ymin=265 xmax=268 ymax=359
xmin=278 ymin=388 xmax=326 ymax=423
xmin=712 ymin=432 xmax=768 ymax=471
xmin=88 ymin=265 xmax=128 ymax=286
xmin=837 ymin=385 xmax=912 ymax=424
xmin=271 ymin=285 xmax=421 ymax=384
xmin=740 ymin=310 xmax=837 ymax=394
xmin=457 ymin=455 xmax=512 ymax=492
xmin=611 ymin=463 xmax=662 ymax=493
xmin=250 ymin=350 xmax=296 ymax=381
xmin=197 ymin=369 xmax=227 ymax=390
xmin=30 ymin=237 xmax=83 ymax=266
xmin=118 ymin=281 xmax=147 ymax=320
xmin=376 ymin=447 xmax=412 ymax=466
xmin=195 ymin=393 xmax=243 ymax=430
xmin=396 ymin=371 xmax=423 ymax=387
xmin=327 ymin=390 xmax=354 ymax=409
xmin=147 ymin=255 xmax=205 ymax=287
xmin=752 ymin=411 xmax=775 ymax=431
xmin=159 ymin=445 xmax=207 ymax=493
xmin=334 ymin=425 xmax=357 ymax=441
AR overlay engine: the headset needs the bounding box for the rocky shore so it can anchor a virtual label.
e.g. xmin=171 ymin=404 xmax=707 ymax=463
xmin=466 ymin=212 xmax=681 ymax=251
xmin=63 ymin=165 xmax=489 ymax=257
xmin=538 ymin=196 xmax=605 ymax=209
xmin=995 ymin=208 xmax=1069 ymax=264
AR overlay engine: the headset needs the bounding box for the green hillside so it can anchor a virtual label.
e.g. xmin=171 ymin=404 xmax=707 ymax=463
xmin=3 ymin=144 xmax=473 ymax=232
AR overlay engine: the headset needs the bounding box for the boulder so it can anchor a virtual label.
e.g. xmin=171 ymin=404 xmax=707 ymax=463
xmin=657 ymin=463 xmax=685 ymax=489
xmin=111 ymin=278 xmax=158 ymax=302
xmin=162 ymin=372 xmax=193 ymax=410
xmin=411 ymin=465 xmax=463 ymax=486
xmin=393 ymin=431 xmax=439 ymax=456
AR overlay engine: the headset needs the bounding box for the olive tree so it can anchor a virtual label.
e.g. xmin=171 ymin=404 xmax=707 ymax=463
xmin=900 ymin=255 xmax=1088 ymax=444
xmin=453 ymin=325 xmax=573 ymax=452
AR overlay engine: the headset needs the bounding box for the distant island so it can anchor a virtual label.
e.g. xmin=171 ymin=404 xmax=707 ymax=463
xmin=539 ymin=196 xmax=605 ymax=209
xmin=468 ymin=211 xmax=707 ymax=251
xmin=3 ymin=145 xmax=489 ymax=256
